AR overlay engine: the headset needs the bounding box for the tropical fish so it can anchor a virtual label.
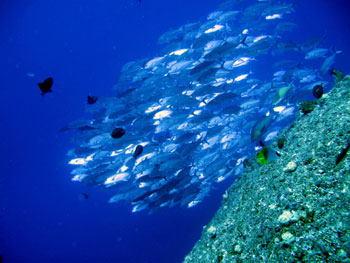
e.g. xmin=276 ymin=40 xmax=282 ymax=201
xmin=38 ymin=77 xmax=53 ymax=96
xmin=111 ymin=128 xmax=126 ymax=139
xmin=87 ymin=96 xmax=98 ymax=104
xmin=79 ymin=193 xmax=89 ymax=200
xmin=256 ymin=147 xmax=280 ymax=165
xmin=272 ymin=83 xmax=294 ymax=106
xmin=312 ymin=84 xmax=324 ymax=99
xmin=133 ymin=145 xmax=144 ymax=158
xmin=251 ymin=114 xmax=274 ymax=142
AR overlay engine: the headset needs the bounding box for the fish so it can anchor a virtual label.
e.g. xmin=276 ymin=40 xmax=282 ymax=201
xmin=111 ymin=128 xmax=126 ymax=139
xmin=274 ymin=41 xmax=300 ymax=55
xmin=79 ymin=193 xmax=89 ymax=200
xmin=320 ymin=51 xmax=341 ymax=75
xmin=312 ymin=84 xmax=324 ymax=99
xmin=65 ymin=0 xmax=334 ymax=212
xmin=133 ymin=145 xmax=144 ymax=158
xmin=204 ymin=41 xmax=240 ymax=59
xmin=190 ymin=60 xmax=216 ymax=75
xmin=272 ymin=83 xmax=294 ymax=106
xmin=87 ymin=96 xmax=98 ymax=104
xmin=274 ymin=22 xmax=297 ymax=34
xmin=305 ymin=48 xmax=328 ymax=60
xmin=251 ymin=113 xmax=275 ymax=142
xmin=256 ymin=147 xmax=280 ymax=165
xmin=132 ymin=189 xmax=158 ymax=203
xmin=300 ymin=35 xmax=326 ymax=52
xmin=38 ymin=77 xmax=53 ymax=96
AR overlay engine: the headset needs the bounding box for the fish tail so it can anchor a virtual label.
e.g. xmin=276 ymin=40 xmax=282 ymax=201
xmin=240 ymin=36 xmax=248 ymax=47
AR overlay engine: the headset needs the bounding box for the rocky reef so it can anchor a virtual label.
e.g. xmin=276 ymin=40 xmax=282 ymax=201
xmin=184 ymin=76 xmax=350 ymax=262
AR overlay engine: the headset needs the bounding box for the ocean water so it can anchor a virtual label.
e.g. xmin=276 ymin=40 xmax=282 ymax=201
xmin=0 ymin=1 xmax=349 ymax=263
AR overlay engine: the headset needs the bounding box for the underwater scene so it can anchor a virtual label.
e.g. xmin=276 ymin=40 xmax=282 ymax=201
xmin=1 ymin=0 xmax=350 ymax=262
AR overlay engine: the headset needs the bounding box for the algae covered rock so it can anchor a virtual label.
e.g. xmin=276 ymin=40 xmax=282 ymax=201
xmin=184 ymin=75 xmax=350 ymax=263
xmin=283 ymin=161 xmax=297 ymax=172
xmin=278 ymin=210 xmax=299 ymax=225
xmin=299 ymin=100 xmax=318 ymax=114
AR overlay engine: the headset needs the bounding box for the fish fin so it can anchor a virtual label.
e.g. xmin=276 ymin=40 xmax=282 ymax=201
xmin=240 ymin=36 xmax=248 ymax=47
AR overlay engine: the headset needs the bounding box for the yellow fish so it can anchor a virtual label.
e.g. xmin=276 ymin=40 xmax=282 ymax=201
xmin=257 ymin=147 xmax=280 ymax=165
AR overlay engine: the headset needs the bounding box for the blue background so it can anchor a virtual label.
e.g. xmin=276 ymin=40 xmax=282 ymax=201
xmin=0 ymin=0 xmax=349 ymax=262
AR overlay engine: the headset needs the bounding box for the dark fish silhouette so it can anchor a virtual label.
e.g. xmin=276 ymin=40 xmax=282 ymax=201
xmin=132 ymin=189 xmax=158 ymax=203
xmin=312 ymin=84 xmax=323 ymax=99
xmin=81 ymin=193 xmax=89 ymax=199
xmin=78 ymin=193 xmax=89 ymax=201
xmin=38 ymin=77 xmax=53 ymax=96
xmin=87 ymin=96 xmax=98 ymax=104
xmin=133 ymin=145 xmax=144 ymax=158
xmin=111 ymin=128 xmax=125 ymax=139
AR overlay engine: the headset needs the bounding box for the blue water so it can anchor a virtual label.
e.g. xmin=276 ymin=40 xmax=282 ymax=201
xmin=0 ymin=0 xmax=349 ymax=262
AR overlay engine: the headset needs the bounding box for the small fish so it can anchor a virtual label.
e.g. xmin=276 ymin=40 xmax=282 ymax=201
xmin=132 ymin=189 xmax=158 ymax=203
xmin=38 ymin=77 xmax=53 ymax=96
xmin=336 ymin=140 xmax=350 ymax=165
xmin=272 ymin=83 xmax=294 ymax=106
xmin=133 ymin=145 xmax=144 ymax=158
xmin=320 ymin=51 xmax=341 ymax=75
xmin=274 ymin=22 xmax=297 ymax=33
xmin=305 ymin=48 xmax=328 ymax=60
xmin=87 ymin=96 xmax=98 ymax=104
xmin=111 ymin=127 xmax=126 ymax=139
xmin=312 ymin=84 xmax=323 ymax=99
xmin=80 ymin=193 xmax=89 ymax=200
xmin=300 ymin=35 xmax=326 ymax=52
xmin=251 ymin=114 xmax=274 ymax=142
xmin=256 ymin=147 xmax=280 ymax=165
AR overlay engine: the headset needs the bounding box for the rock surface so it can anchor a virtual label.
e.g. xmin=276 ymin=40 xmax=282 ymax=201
xmin=184 ymin=76 xmax=350 ymax=262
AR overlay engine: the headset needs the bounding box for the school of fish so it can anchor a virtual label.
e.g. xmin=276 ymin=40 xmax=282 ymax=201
xmin=65 ymin=0 xmax=338 ymax=212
